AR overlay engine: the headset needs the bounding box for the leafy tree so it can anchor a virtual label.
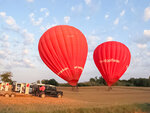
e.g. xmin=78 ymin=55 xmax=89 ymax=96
xmin=48 ymin=79 xmax=59 ymax=86
xmin=90 ymin=78 xmax=96 ymax=86
xmin=0 ymin=72 xmax=13 ymax=84
xmin=42 ymin=79 xmax=59 ymax=86
xmin=37 ymin=80 xmax=40 ymax=84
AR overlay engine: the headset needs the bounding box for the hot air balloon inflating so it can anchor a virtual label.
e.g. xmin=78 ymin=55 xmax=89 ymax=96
xmin=93 ymin=41 xmax=131 ymax=87
xmin=38 ymin=25 xmax=88 ymax=86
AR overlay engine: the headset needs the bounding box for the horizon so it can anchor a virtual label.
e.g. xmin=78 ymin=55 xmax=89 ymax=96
xmin=0 ymin=0 xmax=150 ymax=84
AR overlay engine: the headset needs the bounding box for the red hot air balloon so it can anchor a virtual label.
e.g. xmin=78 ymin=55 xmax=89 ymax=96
xmin=93 ymin=41 xmax=131 ymax=86
xmin=38 ymin=25 xmax=88 ymax=86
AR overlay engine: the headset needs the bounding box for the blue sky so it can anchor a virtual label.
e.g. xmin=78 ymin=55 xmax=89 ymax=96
xmin=0 ymin=0 xmax=150 ymax=83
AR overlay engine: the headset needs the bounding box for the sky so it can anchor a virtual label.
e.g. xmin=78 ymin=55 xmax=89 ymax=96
xmin=0 ymin=0 xmax=150 ymax=83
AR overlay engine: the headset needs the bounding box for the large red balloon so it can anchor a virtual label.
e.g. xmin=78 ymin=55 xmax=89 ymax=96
xmin=93 ymin=41 xmax=131 ymax=86
xmin=38 ymin=25 xmax=88 ymax=86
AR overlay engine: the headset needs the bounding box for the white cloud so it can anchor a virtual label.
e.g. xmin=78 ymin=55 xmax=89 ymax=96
xmin=2 ymin=42 xmax=10 ymax=48
xmin=106 ymin=36 xmax=113 ymax=41
xmin=137 ymin=43 xmax=147 ymax=49
xmin=120 ymin=10 xmax=125 ymax=16
xmin=87 ymin=35 xmax=100 ymax=52
xmin=40 ymin=8 xmax=46 ymax=12
xmin=0 ymin=50 xmax=6 ymax=58
xmin=144 ymin=7 xmax=150 ymax=21
xmin=0 ymin=12 xmax=6 ymax=18
xmin=71 ymin=4 xmax=82 ymax=13
xmin=6 ymin=16 xmax=16 ymax=25
xmin=71 ymin=6 xmax=75 ymax=11
xmin=125 ymin=0 xmax=128 ymax=5
xmin=85 ymin=0 xmax=91 ymax=5
xmin=45 ymin=12 xmax=49 ymax=17
xmin=146 ymin=52 xmax=150 ymax=56
xmin=64 ymin=16 xmax=70 ymax=24
xmin=86 ymin=16 xmax=90 ymax=20
xmin=131 ymin=8 xmax=135 ymax=13
xmin=114 ymin=18 xmax=119 ymax=25
xmin=0 ymin=33 xmax=9 ymax=41
xmin=27 ymin=0 xmax=34 ymax=2
xmin=29 ymin=13 xmax=43 ymax=26
xmin=23 ymin=49 xmax=29 ymax=55
xmin=40 ymin=8 xmax=49 ymax=17
xmin=22 ymin=29 xmax=34 ymax=44
xmin=144 ymin=30 xmax=150 ymax=37
xmin=0 ymin=12 xmax=34 ymax=45
xmin=0 ymin=12 xmax=20 ymax=31
xmin=123 ymin=26 xmax=128 ymax=30
xmin=105 ymin=14 xmax=109 ymax=19
xmin=23 ymin=58 xmax=34 ymax=68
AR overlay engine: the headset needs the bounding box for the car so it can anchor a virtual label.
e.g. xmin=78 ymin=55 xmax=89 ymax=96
xmin=32 ymin=84 xmax=63 ymax=98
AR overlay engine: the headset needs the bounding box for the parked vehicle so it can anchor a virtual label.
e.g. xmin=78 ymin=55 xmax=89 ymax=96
xmin=32 ymin=84 xmax=63 ymax=98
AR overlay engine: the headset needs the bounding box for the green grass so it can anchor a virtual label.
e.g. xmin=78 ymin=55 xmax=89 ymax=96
xmin=0 ymin=103 xmax=149 ymax=113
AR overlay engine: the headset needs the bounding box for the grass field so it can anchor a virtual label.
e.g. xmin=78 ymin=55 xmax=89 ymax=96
xmin=0 ymin=86 xmax=150 ymax=113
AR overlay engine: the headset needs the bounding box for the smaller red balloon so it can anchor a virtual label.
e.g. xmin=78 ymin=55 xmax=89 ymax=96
xmin=93 ymin=41 xmax=131 ymax=86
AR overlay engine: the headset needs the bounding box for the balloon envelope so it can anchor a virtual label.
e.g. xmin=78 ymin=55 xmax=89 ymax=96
xmin=93 ymin=41 xmax=131 ymax=86
xmin=38 ymin=25 xmax=88 ymax=86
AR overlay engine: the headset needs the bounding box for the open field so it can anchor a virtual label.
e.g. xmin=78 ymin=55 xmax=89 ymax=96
xmin=0 ymin=86 xmax=150 ymax=113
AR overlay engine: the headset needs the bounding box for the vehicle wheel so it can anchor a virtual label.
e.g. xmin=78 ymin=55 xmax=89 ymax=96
xmin=4 ymin=94 xmax=9 ymax=98
xmin=41 ymin=94 xmax=45 ymax=98
xmin=57 ymin=94 xmax=62 ymax=98
xmin=11 ymin=94 xmax=15 ymax=98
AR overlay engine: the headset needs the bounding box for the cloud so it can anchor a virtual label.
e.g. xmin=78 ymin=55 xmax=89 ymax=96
xmin=144 ymin=30 xmax=150 ymax=37
xmin=0 ymin=33 xmax=9 ymax=41
xmin=0 ymin=12 xmax=35 ymax=46
xmin=123 ymin=26 xmax=128 ymax=30
xmin=40 ymin=8 xmax=49 ymax=17
xmin=22 ymin=29 xmax=34 ymax=44
xmin=23 ymin=58 xmax=34 ymax=68
xmin=71 ymin=4 xmax=82 ymax=13
xmin=0 ymin=50 xmax=6 ymax=58
xmin=0 ymin=12 xmax=6 ymax=18
xmin=64 ymin=16 xmax=70 ymax=24
xmin=29 ymin=13 xmax=43 ymax=26
xmin=106 ymin=36 xmax=113 ymax=41
xmin=23 ymin=49 xmax=29 ymax=55
xmin=137 ymin=43 xmax=147 ymax=49
xmin=114 ymin=18 xmax=119 ymax=25
xmin=125 ymin=0 xmax=128 ymax=5
xmin=85 ymin=0 xmax=91 ymax=5
xmin=120 ymin=10 xmax=125 ymax=16
xmin=26 ymin=0 xmax=34 ymax=2
xmin=87 ymin=35 xmax=100 ymax=52
xmin=131 ymin=8 xmax=135 ymax=13
xmin=0 ymin=12 xmax=20 ymax=31
xmin=2 ymin=42 xmax=10 ymax=48
xmin=144 ymin=7 xmax=150 ymax=21
xmin=105 ymin=14 xmax=109 ymax=19
xmin=86 ymin=16 xmax=90 ymax=20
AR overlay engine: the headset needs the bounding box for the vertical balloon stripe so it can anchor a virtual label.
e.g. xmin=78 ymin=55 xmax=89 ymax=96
xmin=39 ymin=39 xmax=58 ymax=73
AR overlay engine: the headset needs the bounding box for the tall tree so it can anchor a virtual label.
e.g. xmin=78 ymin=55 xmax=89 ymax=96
xmin=0 ymin=72 xmax=13 ymax=83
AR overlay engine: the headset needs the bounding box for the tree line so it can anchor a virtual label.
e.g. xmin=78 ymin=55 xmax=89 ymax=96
xmin=0 ymin=72 xmax=150 ymax=87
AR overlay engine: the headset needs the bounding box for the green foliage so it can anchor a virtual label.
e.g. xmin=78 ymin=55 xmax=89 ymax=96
xmin=40 ymin=76 xmax=150 ymax=87
xmin=41 ymin=79 xmax=59 ymax=86
xmin=36 ymin=80 xmax=40 ymax=84
xmin=0 ymin=72 xmax=13 ymax=84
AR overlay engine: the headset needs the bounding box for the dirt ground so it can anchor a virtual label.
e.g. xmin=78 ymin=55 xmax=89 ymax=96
xmin=0 ymin=86 xmax=150 ymax=108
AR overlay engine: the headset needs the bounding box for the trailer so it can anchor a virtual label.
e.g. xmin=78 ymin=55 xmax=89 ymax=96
xmin=0 ymin=82 xmax=31 ymax=97
xmin=0 ymin=91 xmax=16 ymax=97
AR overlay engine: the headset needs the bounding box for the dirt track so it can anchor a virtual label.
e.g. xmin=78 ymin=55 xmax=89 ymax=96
xmin=0 ymin=86 xmax=150 ymax=108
